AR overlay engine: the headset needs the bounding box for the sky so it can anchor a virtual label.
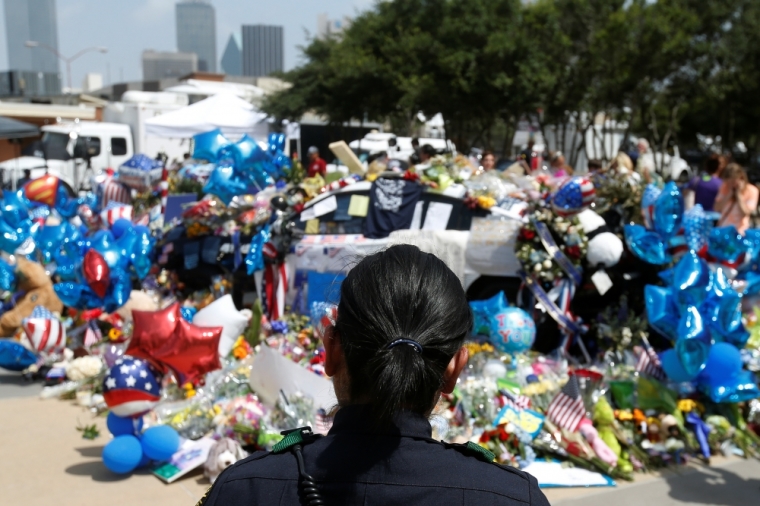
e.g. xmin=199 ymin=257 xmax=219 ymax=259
xmin=0 ymin=0 xmax=374 ymax=88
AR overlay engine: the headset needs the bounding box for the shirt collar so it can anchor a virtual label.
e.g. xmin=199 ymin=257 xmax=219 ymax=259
xmin=328 ymin=404 xmax=433 ymax=439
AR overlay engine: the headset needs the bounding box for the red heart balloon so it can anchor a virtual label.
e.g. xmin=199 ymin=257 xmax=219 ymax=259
xmin=83 ymin=249 xmax=110 ymax=298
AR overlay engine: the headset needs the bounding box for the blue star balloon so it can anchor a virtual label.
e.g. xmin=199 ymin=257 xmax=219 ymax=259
xmin=192 ymin=129 xmax=232 ymax=162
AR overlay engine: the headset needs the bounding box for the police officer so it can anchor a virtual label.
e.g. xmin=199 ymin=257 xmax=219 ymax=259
xmin=198 ymin=245 xmax=550 ymax=505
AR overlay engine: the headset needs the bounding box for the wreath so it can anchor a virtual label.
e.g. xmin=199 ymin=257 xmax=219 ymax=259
xmin=515 ymin=209 xmax=588 ymax=283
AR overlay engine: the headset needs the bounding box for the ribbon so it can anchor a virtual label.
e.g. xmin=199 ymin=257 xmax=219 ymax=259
xmin=232 ymin=230 xmax=242 ymax=271
xmin=685 ymin=412 xmax=711 ymax=460
xmin=518 ymin=269 xmax=584 ymax=335
xmin=533 ymin=219 xmax=582 ymax=286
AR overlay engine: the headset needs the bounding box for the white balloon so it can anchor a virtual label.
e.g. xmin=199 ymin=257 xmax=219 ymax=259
xmin=193 ymin=295 xmax=249 ymax=357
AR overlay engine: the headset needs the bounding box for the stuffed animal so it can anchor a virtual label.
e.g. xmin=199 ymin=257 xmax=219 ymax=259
xmin=115 ymin=290 xmax=158 ymax=322
xmin=203 ymin=437 xmax=248 ymax=483
xmin=0 ymin=258 xmax=62 ymax=337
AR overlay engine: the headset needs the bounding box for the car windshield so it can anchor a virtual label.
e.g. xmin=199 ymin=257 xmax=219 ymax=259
xmin=40 ymin=132 xmax=72 ymax=161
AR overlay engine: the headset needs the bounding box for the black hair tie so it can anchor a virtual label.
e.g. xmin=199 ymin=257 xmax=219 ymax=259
xmin=386 ymin=338 xmax=423 ymax=353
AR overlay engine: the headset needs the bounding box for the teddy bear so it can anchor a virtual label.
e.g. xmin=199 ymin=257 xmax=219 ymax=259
xmin=0 ymin=257 xmax=63 ymax=337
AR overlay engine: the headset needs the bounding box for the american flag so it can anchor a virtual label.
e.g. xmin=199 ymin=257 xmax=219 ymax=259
xmin=498 ymin=389 xmax=532 ymax=411
xmin=546 ymin=375 xmax=586 ymax=432
xmin=22 ymin=306 xmax=66 ymax=353
xmin=635 ymin=335 xmax=666 ymax=380
xmin=100 ymin=202 xmax=133 ymax=226
xmin=83 ymin=321 xmax=103 ymax=348
xmin=102 ymin=356 xmax=161 ymax=418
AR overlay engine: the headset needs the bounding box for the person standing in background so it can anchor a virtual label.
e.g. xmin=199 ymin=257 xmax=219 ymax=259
xmin=685 ymin=154 xmax=726 ymax=211
xmin=306 ymin=146 xmax=327 ymax=178
xmin=549 ymin=151 xmax=573 ymax=177
xmin=409 ymin=137 xmax=421 ymax=165
xmin=714 ymin=163 xmax=758 ymax=234
xmin=636 ymin=138 xmax=655 ymax=184
xmin=481 ymin=150 xmax=496 ymax=171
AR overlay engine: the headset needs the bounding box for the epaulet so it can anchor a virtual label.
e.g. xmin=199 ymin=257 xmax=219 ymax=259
xmin=272 ymin=426 xmax=322 ymax=454
xmin=447 ymin=441 xmax=496 ymax=463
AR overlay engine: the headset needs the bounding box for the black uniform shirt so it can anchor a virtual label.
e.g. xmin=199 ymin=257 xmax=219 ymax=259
xmin=201 ymin=405 xmax=551 ymax=505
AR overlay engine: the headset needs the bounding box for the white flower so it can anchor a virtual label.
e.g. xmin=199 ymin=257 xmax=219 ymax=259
xmin=534 ymin=263 xmax=542 ymax=272
xmin=621 ymin=327 xmax=632 ymax=347
xmin=66 ymin=356 xmax=104 ymax=381
xmin=543 ymin=259 xmax=553 ymax=269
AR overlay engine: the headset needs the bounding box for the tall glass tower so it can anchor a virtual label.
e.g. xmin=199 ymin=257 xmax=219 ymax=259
xmin=176 ymin=0 xmax=216 ymax=73
xmin=4 ymin=0 xmax=60 ymax=73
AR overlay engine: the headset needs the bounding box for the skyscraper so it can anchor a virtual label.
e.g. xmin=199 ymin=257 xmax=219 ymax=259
xmin=142 ymin=50 xmax=198 ymax=81
xmin=176 ymin=0 xmax=216 ymax=73
xmin=3 ymin=0 xmax=60 ymax=73
xmin=241 ymin=25 xmax=283 ymax=78
xmin=220 ymin=34 xmax=241 ymax=76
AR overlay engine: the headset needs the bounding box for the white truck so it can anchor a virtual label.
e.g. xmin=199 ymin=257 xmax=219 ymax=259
xmin=0 ymin=91 xmax=189 ymax=191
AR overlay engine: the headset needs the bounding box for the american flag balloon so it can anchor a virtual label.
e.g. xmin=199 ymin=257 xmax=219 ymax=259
xmin=100 ymin=202 xmax=133 ymax=226
xmin=99 ymin=176 xmax=133 ymax=208
xmin=22 ymin=305 xmax=66 ymax=353
xmin=551 ymin=177 xmax=595 ymax=217
xmin=103 ymin=356 xmax=161 ymax=418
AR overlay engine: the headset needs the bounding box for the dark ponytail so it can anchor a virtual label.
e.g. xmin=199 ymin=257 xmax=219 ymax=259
xmin=335 ymin=244 xmax=472 ymax=427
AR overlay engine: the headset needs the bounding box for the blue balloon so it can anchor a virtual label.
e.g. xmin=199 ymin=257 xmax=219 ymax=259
xmin=699 ymin=369 xmax=760 ymax=403
xmin=245 ymin=225 xmax=270 ymax=275
xmin=102 ymin=435 xmax=143 ymax=474
xmin=103 ymin=269 xmax=132 ymax=313
xmin=470 ymin=291 xmax=509 ymax=337
xmin=192 ymin=129 xmax=231 ymax=161
xmin=107 ymin=412 xmax=143 ymax=436
xmin=697 ymin=342 xmax=742 ymax=385
xmin=0 ymin=218 xmax=23 ymax=253
xmin=0 ymin=339 xmax=37 ymax=371
xmin=267 ymin=132 xmax=285 ymax=153
xmin=111 ymin=218 xmax=132 ymax=240
xmin=645 ymin=285 xmax=679 ymax=340
xmin=36 ymin=224 xmax=66 ymax=264
xmin=673 ymin=251 xmax=711 ymax=308
xmin=1 ymin=190 xmax=30 ymax=228
xmin=652 ymin=182 xmax=683 ymax=238
xmin=708 ymin=226 xmax=747 ymax=263
xmin=54 ymin=282 xmax=84 ymax=307
xmin=660 ymin=348 xmax=699 ymax=383
xmin=675 ymin=306 xmax=711 ymax=377
xmin=87 ymin=230 xmax=122 ymax=270
xmin=203 ymin=164 xmax=249 ymax=205
xmin=683 ymin=204 xmax=711 ymax=251
xmin=180 ymin=306 xmax=197 ymax=322
xmin=703 ymin=292 xmax=749 ymax=347
xmin=53 ymin=250 xmax=79 ymax=282
xmin=0 ymin=258 xmax=16 ymax=292
xmin=490 ymin=307 xmax=536 ymax=353
xmin=624 ymin=224 xmax=670 ymax=265
xmin=140 ymin=425 xmax=180 ymax=462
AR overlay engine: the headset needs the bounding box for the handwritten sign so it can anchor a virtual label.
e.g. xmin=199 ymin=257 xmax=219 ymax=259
xmin=494 ymin=405 xmax=545 ymax=439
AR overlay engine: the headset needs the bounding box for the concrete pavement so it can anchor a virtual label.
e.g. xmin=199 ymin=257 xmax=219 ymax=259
xmin=2 ymin=385 xmax=760 ymax=505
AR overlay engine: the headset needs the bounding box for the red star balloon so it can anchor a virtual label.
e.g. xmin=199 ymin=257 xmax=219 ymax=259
xmin=152 ymin=318 xmax=222 ymax=385
xmin=126 ymin=304 xmax=182 ymax=373
xmin=126 ymin=303 xmax=222 ymax=384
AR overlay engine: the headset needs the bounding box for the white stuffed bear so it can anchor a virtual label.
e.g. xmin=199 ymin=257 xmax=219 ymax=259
xmin=577 ymin=209 xmax=624 ymax=268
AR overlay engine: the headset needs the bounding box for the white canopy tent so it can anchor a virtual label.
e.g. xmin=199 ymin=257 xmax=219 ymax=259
xmin=144 ymin=93 xmax=269 ymax=140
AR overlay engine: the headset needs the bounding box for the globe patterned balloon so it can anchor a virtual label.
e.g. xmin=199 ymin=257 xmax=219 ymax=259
xmin=103 ymin=356 xmax=161 ymax=418
xmin=551 ymin=177 xmax=595 ymax=216
xmin=490 ymin=307 xmax=536 ymax=354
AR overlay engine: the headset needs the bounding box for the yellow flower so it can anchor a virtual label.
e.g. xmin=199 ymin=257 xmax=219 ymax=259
xmin=107 ymin=328 xmax=122 ymax=341
xmin=677 ymin=399 xmax=703 ymax=413
xmin=476 ymin=195 xmax=496 ymax=209
xmin=182 ymin=382 xmax=196 ymax=399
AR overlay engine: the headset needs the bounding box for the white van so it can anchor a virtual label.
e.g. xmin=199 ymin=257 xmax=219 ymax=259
xmin=0 ymin=121 xmax=134 ymax=191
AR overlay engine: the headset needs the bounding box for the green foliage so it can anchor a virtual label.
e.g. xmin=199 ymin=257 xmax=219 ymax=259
xmin=263 ymin=0 xmax=760 ymax=155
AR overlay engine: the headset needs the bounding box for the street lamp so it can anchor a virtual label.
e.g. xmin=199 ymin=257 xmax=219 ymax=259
xmin=25 ymin=41 xmax=108 ymax=92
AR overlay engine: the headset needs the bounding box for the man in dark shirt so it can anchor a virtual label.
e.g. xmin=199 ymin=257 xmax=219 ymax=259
xmin=307 ymin=146 xmax=327 ymax=178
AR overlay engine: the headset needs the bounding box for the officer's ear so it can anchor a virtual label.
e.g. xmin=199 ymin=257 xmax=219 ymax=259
xmin=441 ymin=346 xmax=469 ymax=394
xmin=322 ymin=327 xmax=344 ymax=378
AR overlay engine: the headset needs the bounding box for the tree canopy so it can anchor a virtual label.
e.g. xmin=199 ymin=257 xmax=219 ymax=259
xmin=263 ymin=0 xmax=760 ymax=161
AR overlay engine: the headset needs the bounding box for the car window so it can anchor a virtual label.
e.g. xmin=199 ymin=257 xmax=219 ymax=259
xmin=111 ymin=137 xmax=128 ymax=156
xmin=73 ymin=136 xmax=101 ymax=158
